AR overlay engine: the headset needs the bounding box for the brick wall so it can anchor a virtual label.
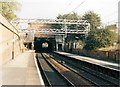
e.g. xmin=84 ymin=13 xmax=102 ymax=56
xmin=0 ymin=14 xmax=22 ymax=65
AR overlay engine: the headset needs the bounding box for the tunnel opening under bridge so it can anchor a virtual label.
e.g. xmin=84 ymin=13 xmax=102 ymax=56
xmin=34 ymin=37 xmax=56 ymax=53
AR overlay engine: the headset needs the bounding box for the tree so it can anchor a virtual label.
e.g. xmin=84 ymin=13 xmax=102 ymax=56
xmin=83 ymin=29 xmax=116 ymax=50
xmin=82 ymin=11 xmax=101 ymax=30
xmin=105 ymin=24 xmax=117 ymax=30
xmin=57 ymin=12 xmax=80 ymax=20
xmin=0 ymin=0 xmax=21 ymax=21
xmin=55 ymin=13 xmax=81 ymax=29
xmin=51 ymin=13 xmax=80 ymax=29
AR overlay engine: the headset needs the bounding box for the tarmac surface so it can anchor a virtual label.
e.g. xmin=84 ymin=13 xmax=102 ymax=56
xmin=2 ymin=50 xmax=44 ymax=85
xmin=55 ymin=51 xmax=120 ymax=70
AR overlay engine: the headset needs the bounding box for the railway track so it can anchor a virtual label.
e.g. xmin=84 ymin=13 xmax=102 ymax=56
xmin=36 ymin=53 xmax=73 ymax=86
xmin=36 ymin=53 xmax=96 ymax=86
xmin=50 ymin=52 xmax=119 ymax=87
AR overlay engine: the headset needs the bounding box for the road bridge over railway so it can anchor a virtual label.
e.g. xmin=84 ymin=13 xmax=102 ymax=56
xmin=11 ymin=19 xmax=90 ymax=52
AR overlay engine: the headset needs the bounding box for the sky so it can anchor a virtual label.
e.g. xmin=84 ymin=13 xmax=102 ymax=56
xmin=16 ymin=0 xmax=119 ymax=25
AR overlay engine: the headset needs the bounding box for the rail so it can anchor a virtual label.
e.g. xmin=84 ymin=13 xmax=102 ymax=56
xmin=41 ymin=53 xmax=95 ymax=86
xmin=36 ymin=53 xmax=74 ymax=86
xmin=52 ymin=52 xmax=119 ymax=86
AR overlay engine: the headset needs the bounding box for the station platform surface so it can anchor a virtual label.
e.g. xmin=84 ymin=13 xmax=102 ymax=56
xmin=2 ymin=50 xmax=44 ymax=85
xmin=55 ymin=51 xmax=120 ymax=70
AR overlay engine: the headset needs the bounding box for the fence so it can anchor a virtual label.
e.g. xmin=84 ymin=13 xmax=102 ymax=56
xmin=71 ymin=48 xmax=119 ymax=62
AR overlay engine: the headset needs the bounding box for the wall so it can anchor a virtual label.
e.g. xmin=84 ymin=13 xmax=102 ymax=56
xmin=0 ymin=14 xmax=21 ymax=65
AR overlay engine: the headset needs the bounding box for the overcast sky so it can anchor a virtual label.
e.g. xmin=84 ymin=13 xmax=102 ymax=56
xmin=17 ymin=0 xmax=119 ymax=25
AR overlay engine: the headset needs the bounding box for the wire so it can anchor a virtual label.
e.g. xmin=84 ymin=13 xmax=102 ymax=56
xmin=72 ymin=0 xmax=87 ymax=12
xmin=59 ymin=0 xmax=87 ymax=20
xmin=66 ymin=0 xmax=73 ymax=9
xmin=101 ymin=1 xmax=118 ymax=20
xmin=103 ymin=11 xmax=117 ymax=21
xmin=58 ymin=0 xmax=74 ymax=16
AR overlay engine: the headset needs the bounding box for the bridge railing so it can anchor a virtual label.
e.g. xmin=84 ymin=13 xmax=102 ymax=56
xmin=12 ymin=19 xmax=89 ymax=24
xmin=18 ymin=28 xmax=89 ymax=34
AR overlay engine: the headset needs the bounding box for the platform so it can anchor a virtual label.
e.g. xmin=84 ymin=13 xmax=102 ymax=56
xmin=2 ymin=50 xmax=44 ymax=85
xmin=55 ymin=51 xmax=120 ymax=71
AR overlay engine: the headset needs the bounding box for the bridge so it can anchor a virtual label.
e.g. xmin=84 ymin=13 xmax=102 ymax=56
xmin=11 ymin=19 xmax=90 ymax=35
xmin=11 ymin=19 xmax=90 ymax=52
